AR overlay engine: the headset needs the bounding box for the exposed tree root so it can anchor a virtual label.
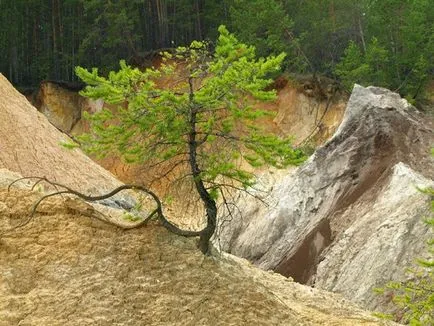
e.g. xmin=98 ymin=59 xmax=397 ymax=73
xmin=5 ymin=177 xmax=205 ymax=238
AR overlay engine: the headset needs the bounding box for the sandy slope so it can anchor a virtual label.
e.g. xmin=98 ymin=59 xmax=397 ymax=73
xmin=0 ymin=187 xmax=395 ymax=326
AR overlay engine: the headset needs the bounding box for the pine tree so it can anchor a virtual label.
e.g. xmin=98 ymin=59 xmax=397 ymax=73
xmin=75 ymin=26 xmax=305 ymax=254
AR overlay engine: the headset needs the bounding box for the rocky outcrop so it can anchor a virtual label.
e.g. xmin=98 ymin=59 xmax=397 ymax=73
xmin=32 ymin=81 xmax=103 ymax=133
xmin=0 ymin=186 xmax=395 ymax=325
xmin=218 ymin=85 xmax=434 ymax=311
xmin=270 ymin=76 xmax=347 ymax=145
xmin=315 ymin=162 xmax=433 ymax=311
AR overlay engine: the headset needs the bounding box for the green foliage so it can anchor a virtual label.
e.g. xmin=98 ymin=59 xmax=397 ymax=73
xmin=334 ymin=41 xmax=369 ymax=91
xmin=376 ymin=182 xmax=434 ymax=324
xmin=76 ymin=26 xmax=305 ymax=198
xmin=78 ymin=0 xmax=139 ymax=73
xmin=2 ymin=0 xmax=432 ymax=102
xmin=60 ymin=141 xmax=80 ymax=150
xmin=228 ymin=0 xmax=300 ymax=69
xmin=335 ymin=38 xmax=389 ymax=91
xmin=122 ymin=212 xmax=142 ymax=222
xmin=335 ymin=0 xmax=433 ymax=99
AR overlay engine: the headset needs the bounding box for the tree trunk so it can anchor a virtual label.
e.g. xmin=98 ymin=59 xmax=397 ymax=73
xmin=358 ymin=17 xmax=366 ymax=54
xmin=155 ymin=0 xmax=168 ymax=48
xmin=197 ymin=200 xmax=217 ymax=254
xmin=194 ymin=0 xmax=203 ymax=40
xmin=356 ymin=8 xmax=367 ymax=54
xmin=51 ymin=0 xmax=60 ymax=79
xmin=329 ymin=0 xmax=336 ymax=33
xmin=187 ymin=77 xmax=217 ymax=254
xmin=10 ymin=46 xmax=18 ymax=84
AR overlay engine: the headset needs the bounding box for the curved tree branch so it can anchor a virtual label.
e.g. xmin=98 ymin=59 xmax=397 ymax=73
xmin=5 ymin=177 xmax=206 ymax=238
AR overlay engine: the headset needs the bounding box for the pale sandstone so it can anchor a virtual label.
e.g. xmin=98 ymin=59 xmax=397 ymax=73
xmin=217 ymin=85 xmax=434 ymax=313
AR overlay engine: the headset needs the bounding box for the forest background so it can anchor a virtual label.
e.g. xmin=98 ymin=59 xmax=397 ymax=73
xmin=0 ymin=0 xmax=432 ymax=101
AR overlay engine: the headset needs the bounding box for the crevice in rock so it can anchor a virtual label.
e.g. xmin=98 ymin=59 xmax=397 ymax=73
xmin=274 ymin=218 xmax=332 ymax=284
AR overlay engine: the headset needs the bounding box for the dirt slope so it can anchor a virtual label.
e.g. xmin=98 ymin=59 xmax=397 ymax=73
xmin=0 ymin=185 xmax=395 ymax=326
xmin=0 ymin=74 xmax=119 ymax=193
xmin=268 ymin=77 xmax=347 ymax=145
xmin=0 ymin=74 xmax=147 ymax=225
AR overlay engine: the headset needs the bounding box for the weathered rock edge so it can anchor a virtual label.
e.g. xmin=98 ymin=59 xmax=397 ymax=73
xmin=217 ymin=85 xmax=434 ymax=311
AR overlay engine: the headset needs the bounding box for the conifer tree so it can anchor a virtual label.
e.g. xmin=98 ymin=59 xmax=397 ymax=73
xmin=75 ymin=26 xmax=305 ymax=254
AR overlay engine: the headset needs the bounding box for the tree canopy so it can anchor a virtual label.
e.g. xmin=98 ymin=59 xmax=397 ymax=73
xmin=1 ymin=0 xmax=432 ymax=100
xmin=75 ymin=26 xmax=305 ymax=253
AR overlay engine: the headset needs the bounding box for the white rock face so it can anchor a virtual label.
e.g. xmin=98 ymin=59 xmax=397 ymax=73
xmin=217 ymin=85 xmax=434 ymax=311
xmin=315 ymin=162 xmax=433 ymax=310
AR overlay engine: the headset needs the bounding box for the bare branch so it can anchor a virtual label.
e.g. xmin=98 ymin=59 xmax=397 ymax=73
xmin=4 ymin=177 xmax=206 ymax=238
xmin=205 ymin=180 xmax=269 ymax=207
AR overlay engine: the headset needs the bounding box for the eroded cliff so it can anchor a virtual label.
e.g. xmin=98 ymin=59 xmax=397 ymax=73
xmin=217 ymin=85 xmax=434 ymax=311
xmin=0 ymin=73 xmax=397 ymax=325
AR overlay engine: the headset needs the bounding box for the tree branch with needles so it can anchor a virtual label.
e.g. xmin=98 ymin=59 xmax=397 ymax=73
xmin=72 ymin=26 xmax=305 ymax=254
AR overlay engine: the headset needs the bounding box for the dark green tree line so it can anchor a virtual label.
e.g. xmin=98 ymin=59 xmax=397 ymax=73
xmin=229 ymin=0 xmax=432 ymax=99
xmin=334 ymin=0 xmax=433 ymax=100
xmin=0 ymin=0 xmax=228 ymax=86
xmin=1 ymin=0 xmax=432 ymax=100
